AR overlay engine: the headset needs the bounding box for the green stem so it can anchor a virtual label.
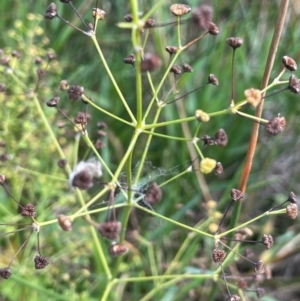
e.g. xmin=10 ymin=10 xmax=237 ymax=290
xmin=218 ymin=209 xmax=285 ymax=237
xmin=82 ymin=95 xmax=133 ymax=126
xmin=133 ymin=202 xmax=214 ymax=238
xmin=90 ymin=35 xmax=136 ymax=124
xmin=142 ymin=130 xmax=191 ymax=141
xmin=159 ymin=167 xmax=191 ymax=188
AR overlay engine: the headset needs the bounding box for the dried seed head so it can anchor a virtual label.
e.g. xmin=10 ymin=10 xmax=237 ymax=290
xmin=214 ymin=129 xmax=228 ymax=146
xmin=144 ymin=18 xmax=155 ymax=28
xmin=288 ymin=75 xmax=300 ymax=93
xmin=170 ymin=65 xmax=182 ymax=74
xmin=286 ymin=203 xmax=298 ymax=219
xmin=227 ymin=295 xmax=241 ymax=301
xmin=256 ymin=287 xmax=266 ymax=298
xmin=21 ymin=203 xmax=37 ymax=217
xmin=60 ymin=80 xmax=69 ymax=91
xmin=207 ymin=22 xmax=219 ymax=35
xmin=95 ymin=139 xmax=105 ymax=149
xmin=192 ymin=4 xmax=213 ymax=30
xmin=244 ymin=88 xmax=261 ymax=107
xmin=35 ymin=57 xmax=43 ymax=64
xmin=0 ymin=267 xmax=12 ymax=279
xmin=208 ymin=74 xmax=219 ymax=85
xmin=124 ymin=14 xmax=133 ymax=22
xmin=282 ymin=55 xmax=297 ymax=71
xmin=254 ymin=260 xmax=263 ymax=273
xmin=201 ymin=135 xmax=215 ymax=146
xmin=237 ymin=278 xmax=248 ymax=289
xmin=58 ymin=215 xmax=72 ymax=231
xmin=74 ymin=112 xmax=90 ymax=125
xmin=0 ymin=83 xmax=5 ymax=92
xmin=262 ymin=234 xmax=274 ymax=250
xmin=34 ymin=254 xmax=50 ymax=269
xmin=288 ymin=191 xmax=297 ymax=204
xmin=165 ymin=46 xmax=178 ymax=55
xmin=200 ymin=158 xmax=217 ymax=174
xmin=68 ymin=84 xmax=84 ymax=101
xmin=44 ymin=3 xmax=58 ymax=19
xmin=214 ymin=162 xmax=223 ymax=175
xmin=183 ymin=63 xmax=193 ymax=72
xmin=109 ymin=243 xmax=128 ymax=256
xmin=231 ymin=189 xmax=244 ymax=201
xmin=69 ymin=158 xmax=102 ymax=190
xmin=47 ymin=52 xmax=57 ymax=60
xmin=123 ymin=54 xmax=135 ymax=65
xmin=141 ymin=53 xmax=162 ymax=72
xmin=265 ymin=116 xmax=286 ymax=135
xmin=212 ymin=248 xmax=227 ymax=263
xmin=0 ymin=174 xmax=5 ymax=185
xmin=11 ymin=50 xmax=21 ymax=59
xmin=145 ymin=182 xmax=162 ymax=204
xmin=46 ymin=96 xmax=60 ymax=107
xmin=58 ymin=159 xmax=67 ymax=168
xmin=98 ymin=221 xmax=121 ymax=240
xmin=1 ymin=56 xmax=10 ymax=65
xmin=226 ymin=37 xmax=243 ymax=49
xmin=195 ymin=110 xmax=210 ymax=122
xmin=97 ymin=121 xmax=108 ymax=129
xmin=37 ymin=68 xmax=46 ymax=78
xmin=92 ymin=8 xmax=106 ymax=20
xmin=170 ymin=4 xmax=191 ymax=16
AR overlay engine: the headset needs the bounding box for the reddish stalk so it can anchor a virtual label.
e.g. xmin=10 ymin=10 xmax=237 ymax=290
xmin=239 ymin=0 xmax=290 ymax=193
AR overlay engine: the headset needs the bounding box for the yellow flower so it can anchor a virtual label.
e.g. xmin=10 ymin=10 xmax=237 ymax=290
xmin=200 ymin=158 xmax=217 ymax=174
xmin=195 ymin=110 xmax=210 ymax=122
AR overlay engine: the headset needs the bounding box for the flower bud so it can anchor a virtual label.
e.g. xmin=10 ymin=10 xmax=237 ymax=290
xmin=200 ymin=158 xmax=217 ymax=174
xmin=34 ymin=254 xmax=49 ymax=269
xmin=265 ymin=116 xmax=286 ymax=135
xmin=109 ymin=243 xmax=128 ymax=256
xmin=208 ymin=74 xmax=218 ymax=85
xmin=244 ymin=88 xmax=261 ymax=107
xmin=207 ymin=22 xmax=219 ymax=35
xmin=165 ymin=46 xmax=178 ymax=55
xmin=212 ymin=248 xmax=226 ymax=263
xmin=46 ymin=96 xmax=60 ymax=107
xmin=44 ymin=3 xmax=57 ymax=19
xmin=92 ymin=8 xmax=106 ymax=20
xmin=58 ymin=215 xmax=72 ymax=231
xmin=123 ymin=54 xmax=135 ymax=65
xmin=195 ymin=110 xmax=210 ymax=122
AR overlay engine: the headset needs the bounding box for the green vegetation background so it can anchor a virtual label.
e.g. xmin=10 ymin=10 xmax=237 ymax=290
xmin=0 ymin=0 xmax=300 ymax=300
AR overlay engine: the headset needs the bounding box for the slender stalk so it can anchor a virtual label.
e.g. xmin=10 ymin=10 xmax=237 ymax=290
xmin=239 ymin=0 xmax=290 ymax=193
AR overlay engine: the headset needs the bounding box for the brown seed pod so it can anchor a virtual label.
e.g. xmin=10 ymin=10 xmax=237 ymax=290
xmin=208 ymin=74 xmax=219 ymax=85
xmin=214 ymin=162 xmax=223 ymax=175
xmin=201 ymin=135 xmax=215 ymax=146
xmin=183 ymin=63 xmax=193 ymax=72
xmin=226 ymin=37 xmax=243 ymax=49
xmin=287 ymin=191 xmax=297 ymax=204
xmin=286 ymin=203 xmax=298 ymax=219
xmin=214 ymin=129 xmax=228 ymax=146
xmin=98 ymin=221 xmax=121 ymax=240
xmin=145 ymin=182 xmax=162 ymax=204
xmin=254 ymin=260 xmax=263 ymax=273
xmin=46 ymin=96 xmax=60 ymax=107
xmin=44 ymin=3 xmax=57 ymax=20
xmin=170 ymin=4 xmax=191 ymax=16
xmin=92 ymin=8 xmax=106 ymax=20
xmin=288 ymin=75 xmax=300 ymax=93
xmin=262 ymin=234 xmax=274 ymax=250
xmin=141 ymin=53 xmax=162 ymax=73
xmin=265 ymin=116 xmax=286 ymax=135
xmin=165 ymin=46 xmax=178 ymax=55
xmin=212 ymin=248 xmax=227 ymax=263
xmin=144 ymin=18 xmax=155 ymax=28
xmin=207 ymin=22 xmax=219 ymax=35
xmin=231 ymin=188 xmax=244 ymax=201
xmin=170 ymin=65 xmax=182 ymax=74
xmin=123 ymin=54 xmax=135 ymax=65
xmin=0 ymin=267 xmax=12 ymax=279
xmin=34 ymin=254 xmax=50 ymax=269
xmin=109 ymin=243 xmax=128 ymax=256
xmin=68 ymin=84 xmax=84 ymax=101
xmin=60 ymin=80 xmax=69 ymax=91
xmin=58 ymin=215 xmax=72 ymax=231
xmin=21 ymin=203 xmax=37 ymax=217
xmin=282 ymin=55 xmax=297 ymax=71
xmin=124 ymin=14 xmax=133 ymax=22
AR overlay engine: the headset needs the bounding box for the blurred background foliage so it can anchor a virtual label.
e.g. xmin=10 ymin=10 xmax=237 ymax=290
xmin=0 ymin=0 xmax=300 ymax=300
